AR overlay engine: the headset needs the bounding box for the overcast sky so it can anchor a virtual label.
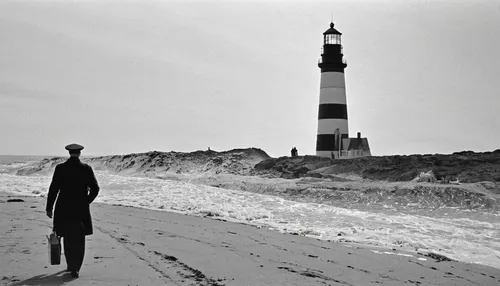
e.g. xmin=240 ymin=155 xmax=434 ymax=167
xmin=1 ymin=0 xmax=499 ymax=157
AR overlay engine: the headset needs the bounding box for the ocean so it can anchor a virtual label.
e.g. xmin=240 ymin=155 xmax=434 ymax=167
xmin=1 ymin=155 xmax=499 ymax=270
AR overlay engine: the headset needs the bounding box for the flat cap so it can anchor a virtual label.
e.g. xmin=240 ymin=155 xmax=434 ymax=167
xmin=65 ymin=143 xmax=84 ymax=152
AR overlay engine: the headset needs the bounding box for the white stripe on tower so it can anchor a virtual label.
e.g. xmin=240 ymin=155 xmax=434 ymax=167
xmin=316 ymin=21 xmax=348 ymax=158
xmin=319 ymin=88 xmax=347 ymax=104
xmin=320 ymin=72 xmax=345 ymax=88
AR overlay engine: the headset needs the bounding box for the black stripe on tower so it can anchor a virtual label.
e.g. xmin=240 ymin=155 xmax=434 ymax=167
xmin=316 ymin=134 xmax=348 ymax=151
xmin=318 ymin=104 xmax=348 ymax=120
xmin=319 ymin=64 xmax=346 ymax=73
xmin=318 ymin=45 xmax=346 ymax=73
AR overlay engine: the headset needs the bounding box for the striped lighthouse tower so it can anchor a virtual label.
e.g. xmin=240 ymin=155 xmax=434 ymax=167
xmin=316 ymin=22 xmax=348 ymax=158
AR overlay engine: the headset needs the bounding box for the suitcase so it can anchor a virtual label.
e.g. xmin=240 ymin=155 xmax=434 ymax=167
xmin=47 ymin=231 xmax=61 ymax=265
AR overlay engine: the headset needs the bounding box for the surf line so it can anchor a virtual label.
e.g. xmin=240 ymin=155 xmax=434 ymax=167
xmin=370 ymin=250 xmax=427 ymax=261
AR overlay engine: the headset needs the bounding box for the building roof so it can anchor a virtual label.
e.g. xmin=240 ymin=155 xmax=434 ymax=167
xmin=323 ymin=22 xmax=342 ymax=35
xmin=342 ymin=138 xmax=371 ymax=151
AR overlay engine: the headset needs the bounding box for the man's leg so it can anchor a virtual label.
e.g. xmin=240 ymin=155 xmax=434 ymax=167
xmin=63 ymin=222 xmax=85 ymax=274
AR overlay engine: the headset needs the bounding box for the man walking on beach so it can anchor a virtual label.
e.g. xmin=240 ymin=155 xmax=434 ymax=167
xmin=46 ymin=143 xmax=99 ymax=278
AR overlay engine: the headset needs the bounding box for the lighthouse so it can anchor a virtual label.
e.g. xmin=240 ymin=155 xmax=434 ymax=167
xmin=316 ymin=22 xmax=371 ymax=159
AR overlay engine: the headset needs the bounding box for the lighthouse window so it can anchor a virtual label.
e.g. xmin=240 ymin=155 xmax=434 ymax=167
xmin=325 ymin=35 xmax=332 ymax=44
xmin=324 ymin=34 xmax=341 ymax=45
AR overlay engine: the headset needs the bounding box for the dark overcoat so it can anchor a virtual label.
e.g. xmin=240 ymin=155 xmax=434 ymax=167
xmin=46 ymin=157 xmax=99 ymax=237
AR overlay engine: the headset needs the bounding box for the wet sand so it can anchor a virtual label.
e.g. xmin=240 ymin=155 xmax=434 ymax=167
xmin=1 ymin=192 xmax=499 ymax=286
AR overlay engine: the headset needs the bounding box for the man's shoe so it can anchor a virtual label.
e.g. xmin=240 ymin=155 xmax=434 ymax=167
xmin=70 ymin=271 xmax=79 ymax=278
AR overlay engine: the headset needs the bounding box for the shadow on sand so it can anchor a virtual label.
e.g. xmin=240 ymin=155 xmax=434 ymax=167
xmin=10 ymin=270 xmax=76 ymax=286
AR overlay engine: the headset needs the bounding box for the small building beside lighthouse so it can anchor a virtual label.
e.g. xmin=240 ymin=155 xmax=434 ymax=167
xmin=316 ymin=22 xmax=371 ymax=159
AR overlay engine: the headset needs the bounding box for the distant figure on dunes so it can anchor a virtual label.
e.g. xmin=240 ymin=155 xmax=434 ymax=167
xmin=291 ymin=147 xmax=298 ymax=157
xmin=46 ymin=143 xmax=100 ymax=278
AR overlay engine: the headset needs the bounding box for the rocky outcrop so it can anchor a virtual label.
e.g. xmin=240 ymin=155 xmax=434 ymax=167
xmin=254 ymin=156 xmax=334 ymax=179
xmin=253 ymin=150 xmax=500 ymax=183
xmin=321 ymin=150 xmax=500 ymax=183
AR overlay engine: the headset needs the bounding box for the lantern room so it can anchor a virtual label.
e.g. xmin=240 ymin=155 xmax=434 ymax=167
xmin=323 ymin=22 xmax=342 ymax=45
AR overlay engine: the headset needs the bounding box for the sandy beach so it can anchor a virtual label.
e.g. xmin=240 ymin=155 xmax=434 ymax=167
xmin=1 ymin=192 xmax=499 ymax=286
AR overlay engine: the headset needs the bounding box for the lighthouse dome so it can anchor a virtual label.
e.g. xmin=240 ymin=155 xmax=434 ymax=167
xmin=323 ymin=22 xmax=342 ymax=35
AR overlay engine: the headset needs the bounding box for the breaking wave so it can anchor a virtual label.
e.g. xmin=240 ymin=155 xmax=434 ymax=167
xmin=277 ymin=184 xmax=500 ymax=213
